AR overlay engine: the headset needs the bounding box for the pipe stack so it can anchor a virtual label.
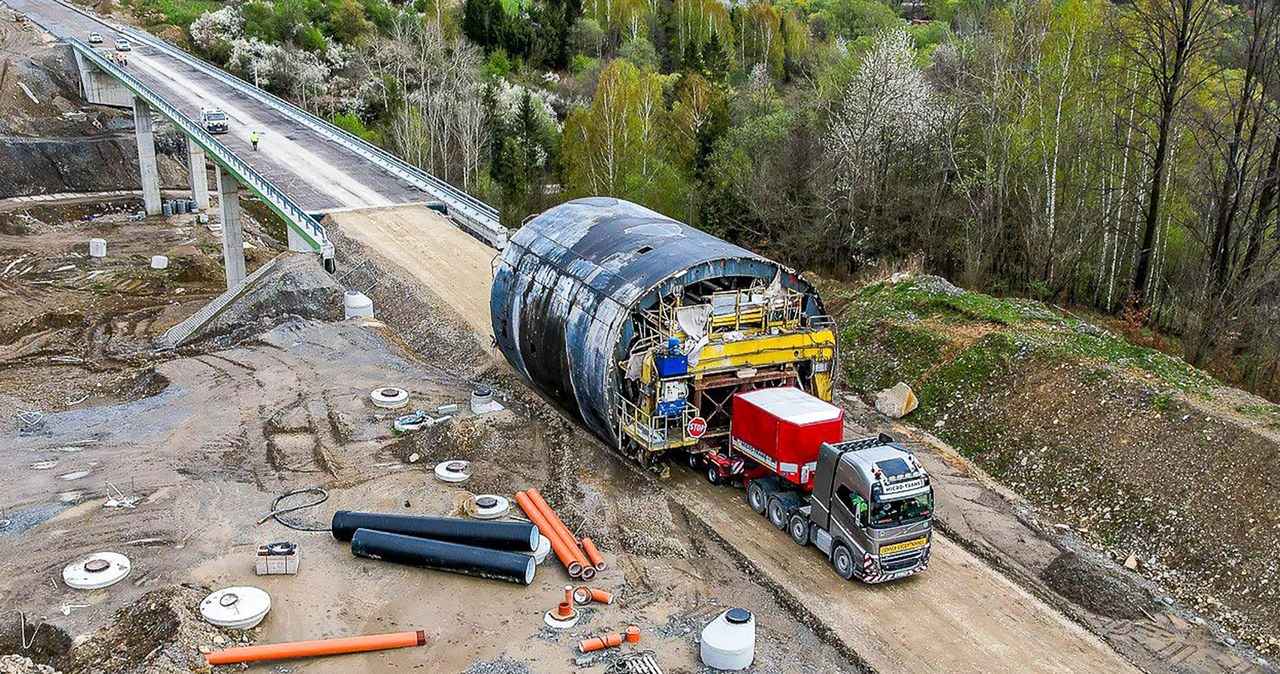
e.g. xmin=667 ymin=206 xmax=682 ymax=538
xmin=516 ymin=489 xmax=602 ymax=580
xmin=333 ymin=511 xmax=540 ymax=586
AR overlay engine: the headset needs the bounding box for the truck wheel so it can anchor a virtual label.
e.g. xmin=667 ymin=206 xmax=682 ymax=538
xmin=767 ymin=497 xmax=787 ymax=530
xmin=706 ymin=466 xmax=721 ymax=485
xmin=687 ymin=452 xmax=700 ymax=470
xmin=747 ymin=481 xmax=767 ymax=515
xmin=787 ymin=514 xmax=809 ymax=546
xmin=832 ymin=544 xmax=857 ymax=581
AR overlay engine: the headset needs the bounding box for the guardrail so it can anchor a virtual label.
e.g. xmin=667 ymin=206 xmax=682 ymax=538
xmin=120 ymin=26 xmax=509 ymax=249
xmin=69 ymin=38 xmax=334 ymax=261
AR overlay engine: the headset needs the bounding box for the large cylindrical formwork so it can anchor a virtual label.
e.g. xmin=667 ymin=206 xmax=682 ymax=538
xmin=490 ymin=198 xmax=828 ymax=445
xmin=331 ymin=511 xmax=540 ymax=551
xmin=350 ymin=529 xmax=537 ymax=585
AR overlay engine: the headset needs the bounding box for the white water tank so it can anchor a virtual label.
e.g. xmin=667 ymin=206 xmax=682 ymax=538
xmin=344 ymin=290 xmax=373 ymax=319
xmin=700 ymin=607 xmax=755 ymax=671
xmin=89 ymin=238 xmax=107 ymax=258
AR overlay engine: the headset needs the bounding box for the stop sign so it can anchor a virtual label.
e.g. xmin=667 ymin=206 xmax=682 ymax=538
xmin=687 ymin=416 xmax=707 ymax=438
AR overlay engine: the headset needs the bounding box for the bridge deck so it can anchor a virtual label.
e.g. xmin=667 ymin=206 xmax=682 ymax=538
xmin=5 ymin=0 xmax=429 ymax=213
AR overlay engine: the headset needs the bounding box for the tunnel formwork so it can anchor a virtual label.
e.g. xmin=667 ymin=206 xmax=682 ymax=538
xmin=490 ymin=198 xmax=836 ymax=463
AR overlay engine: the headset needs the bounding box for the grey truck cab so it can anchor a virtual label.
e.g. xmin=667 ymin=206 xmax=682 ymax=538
xmin=806 ymin=434 xmax=933 ymax=582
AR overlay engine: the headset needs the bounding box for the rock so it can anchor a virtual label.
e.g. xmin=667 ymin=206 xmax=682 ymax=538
xmin=875 ymin=382 xmax=919 ymax=419
xmin=212 ymin=634 xmax=226 ymax=645
xmin=1123 ymin=555 xmax=1139 ymax=571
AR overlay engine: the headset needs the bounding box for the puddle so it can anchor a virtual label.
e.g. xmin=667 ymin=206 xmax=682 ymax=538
xmin=0 ymin=502 xmax=68 ymax=538
xmin=58 ymin=470 xmax=91 ymax=480
xmin=31 ymin=459 xmax=59 ymax=470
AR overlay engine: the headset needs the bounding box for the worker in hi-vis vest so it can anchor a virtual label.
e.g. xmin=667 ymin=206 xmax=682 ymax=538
xmin=250 ymin=131 xmax=260 ymax=151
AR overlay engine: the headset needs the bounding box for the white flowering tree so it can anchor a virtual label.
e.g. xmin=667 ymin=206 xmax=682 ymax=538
xmin=826 ymin=27 xmax=954 ymax=204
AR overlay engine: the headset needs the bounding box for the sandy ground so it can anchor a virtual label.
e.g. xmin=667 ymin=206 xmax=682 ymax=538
xmin=328 ymin=206 xmax=498 ymax=343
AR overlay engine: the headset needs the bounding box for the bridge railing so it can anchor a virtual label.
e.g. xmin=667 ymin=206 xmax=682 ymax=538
xmin=120 ymin=26 xmax=509 ymax=249
xmin=69 ymin=38 xmax=334 ymax=261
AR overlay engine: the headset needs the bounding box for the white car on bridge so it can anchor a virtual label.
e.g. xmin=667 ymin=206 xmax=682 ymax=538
xmin=114 ymin=38 xmax=131 ymax=51
xmin=88 ymin=31 xmax=103 ymax=44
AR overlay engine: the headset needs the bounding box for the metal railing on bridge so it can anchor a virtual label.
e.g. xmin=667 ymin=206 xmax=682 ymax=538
xmin=120 ymin=26 xmax=509 ymax=249
xmin=69 ymin=38 xmax=335 ymax=262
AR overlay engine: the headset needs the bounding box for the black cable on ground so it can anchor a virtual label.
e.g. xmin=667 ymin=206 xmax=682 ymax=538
xmin=258 ymin=487 xmax=332 ymax=532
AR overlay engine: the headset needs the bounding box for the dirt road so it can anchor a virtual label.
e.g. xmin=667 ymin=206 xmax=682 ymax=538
xmin=329 ymin=209 xmax=1141 ymax=673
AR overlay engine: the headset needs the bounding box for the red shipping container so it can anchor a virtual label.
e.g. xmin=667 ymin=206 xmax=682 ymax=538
xmin=730 ymin=387 xmax=844 ymax=490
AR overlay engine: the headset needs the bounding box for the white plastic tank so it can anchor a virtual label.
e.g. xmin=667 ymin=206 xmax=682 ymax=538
xmin=700 ymin=607 xmax=755 ymax=671
xmin=344 ymin=290 xmax=374 ymax=319
xmin=89 ymin=238 xmax=107 ymax=258
xmin=150 ymin=255 xmax=169 ymax=269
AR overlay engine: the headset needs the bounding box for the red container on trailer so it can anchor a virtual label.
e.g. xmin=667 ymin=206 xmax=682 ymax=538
xmin=730 ymin=387 xmax=844 ymax=491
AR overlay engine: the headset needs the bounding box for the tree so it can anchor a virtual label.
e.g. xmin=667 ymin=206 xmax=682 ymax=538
xmin=1117 ymin=0 xmax=1226 ymax=307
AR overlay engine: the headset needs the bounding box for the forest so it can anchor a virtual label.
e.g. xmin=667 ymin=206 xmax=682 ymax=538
xmin=149 ymin=0 xmax=1280 ymax=401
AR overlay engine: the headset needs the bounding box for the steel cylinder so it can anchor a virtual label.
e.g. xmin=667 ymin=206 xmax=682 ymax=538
xmin=331 ymin=511 xmax=539 ymax=551
xmin=490 ymin=197 xmax=824 ymax=444
xmin=350 ymin=529 xmax=536 ymax=585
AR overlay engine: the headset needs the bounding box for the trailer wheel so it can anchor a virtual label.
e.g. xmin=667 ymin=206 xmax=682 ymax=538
xmin=832 ymin=544 xmax=857 ymax=581
xmin=787 ymin=514 xmax=809 ymax=546
xmin=747 ymin=481 xmax=767 ymax=515
xmin=706 ymin=466 xmax=721 ymax=485
xmin=687 ymin=452 xmax=701 ymax=470
xmin=767 ymin=497 xmax=787 ymax=530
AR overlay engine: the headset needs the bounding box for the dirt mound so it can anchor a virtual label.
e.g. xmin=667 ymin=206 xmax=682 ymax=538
xmin=0 ymin=655 xmax=60 ymax=674
xmin=837 ymin=273 xmax=1280 ymax=652
xmin=1041 ymin=552 xmax=1153 ymax=620
xmin=61 ymin=585 xmax=255 ymax=674
xmin=193 ymin=253 xmax=344 ymax=347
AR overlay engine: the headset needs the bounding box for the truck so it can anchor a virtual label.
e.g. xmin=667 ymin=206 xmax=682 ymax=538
xmin=200 ymin=107 xmax=229 ymax=134
xmin=700 ymin=386 xmax=933 ymax=583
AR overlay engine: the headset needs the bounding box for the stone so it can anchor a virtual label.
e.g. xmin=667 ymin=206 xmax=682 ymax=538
xmin=1123 ymin=555 xmax=1139 ymax=570
xmin=875 ymin=382 xmax=918 ymax=419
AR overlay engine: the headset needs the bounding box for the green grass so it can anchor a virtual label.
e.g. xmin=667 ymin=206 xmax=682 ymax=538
xmin=134 ymin=0 xmax=221 ymax=31
xmin=838 ymin=277 xmax=1217 ymax=404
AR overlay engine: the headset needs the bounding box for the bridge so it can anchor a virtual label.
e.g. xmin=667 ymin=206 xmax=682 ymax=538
xmin=5 ymin=0 xmax=507 ymax=289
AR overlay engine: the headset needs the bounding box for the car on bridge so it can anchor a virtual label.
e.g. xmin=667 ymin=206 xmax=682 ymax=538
xmin=200 ymin=107 xmax=229 ymax=134
xmin=88 ymin=31 xmax=103 ymax=44
xmin=114 ymin=38 xmax=131 ymax=51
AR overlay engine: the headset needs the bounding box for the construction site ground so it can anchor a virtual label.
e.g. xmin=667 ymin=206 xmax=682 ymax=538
xmin=1 ymin=188 xmax=1273 ymax=674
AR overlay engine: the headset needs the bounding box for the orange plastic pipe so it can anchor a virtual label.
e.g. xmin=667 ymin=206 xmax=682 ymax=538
xmin=206 ymin=630 xmax=425 ymax=665
xmin=625 ymin=625 xmax=641 ymax=643
xmin=527 ymin=489 xmax=592 ymax=576
xmin=516 ymin=491 xmax=583 ymax=577
xmin=582 ymin=537 xmax=606 ymax=571
xmin=572 ymin=586 xmax=615 ymax=605
xmin=578 ymin=632 xmax=624 ymax=653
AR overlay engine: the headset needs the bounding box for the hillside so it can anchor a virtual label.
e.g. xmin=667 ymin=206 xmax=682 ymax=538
xmin=833 ymin=273 xmax=1280 ymax=652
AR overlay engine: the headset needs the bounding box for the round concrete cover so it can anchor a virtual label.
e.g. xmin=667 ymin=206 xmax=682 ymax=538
xmin=200 ymin=586 xmax=271 ymax=629
xmin=63 ymin=552 xmax=131 ymax=590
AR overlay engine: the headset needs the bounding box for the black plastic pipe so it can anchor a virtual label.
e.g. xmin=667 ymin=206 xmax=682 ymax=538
xmin=350 ymin=528 xmax=536 ymax=585
xmin=331 ymin=511 xmax=539 ymax=551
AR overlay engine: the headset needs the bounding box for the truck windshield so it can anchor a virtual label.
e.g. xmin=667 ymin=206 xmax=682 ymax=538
xmin=867 ymin=491 xmax=932 ymax=529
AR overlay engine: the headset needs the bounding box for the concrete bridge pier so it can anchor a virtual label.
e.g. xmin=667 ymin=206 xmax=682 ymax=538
xmin=132 ymin=97 xmax=161 ymax=215
xmin=215 ymin=166 xmax=248 ymax=287
xmin=188 ymin=138 xmax=210 ymax=210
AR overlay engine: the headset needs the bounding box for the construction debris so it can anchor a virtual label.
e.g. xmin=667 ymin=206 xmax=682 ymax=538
xmin=544 ymin=587 xmax=580 ymax=629
xmin=572 ymin=586 xmax=615 ymax=606
xmin=393 ymin=410 xmax=449 ymax=434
